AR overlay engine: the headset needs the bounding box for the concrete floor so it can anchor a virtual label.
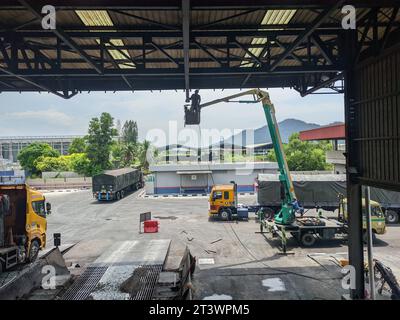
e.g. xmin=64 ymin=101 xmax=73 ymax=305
xmin=43 ymin=189 xmax=400 ymax=300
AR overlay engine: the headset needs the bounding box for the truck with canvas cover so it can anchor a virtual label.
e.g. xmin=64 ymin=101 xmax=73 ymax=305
xmin=92 ymin=168 xmax=144 ymax=201
xmin=257 ymin=174 xmax=400 ymax=224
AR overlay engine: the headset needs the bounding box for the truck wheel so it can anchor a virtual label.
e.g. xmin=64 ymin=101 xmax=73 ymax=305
xmin=219 ymin=209 xmax=231 ymax=221
xmin=28 ymin=240 xmax=40 ymax=263
xmin=262 ymin=207 xmax=275 ymax=220
xmin=121 ymin=190 xmax=124 ymax=198
xmin=385 ymin=210 xmax=399 ymax=224
xmin=301 ymin=233 xmax=316 ymax=247
xmin=116 ymin=192 xmax=121 ymax=200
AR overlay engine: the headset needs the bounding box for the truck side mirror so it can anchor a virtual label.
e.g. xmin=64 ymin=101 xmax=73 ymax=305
xmin=46 ymin=202 xmax=52 ymax=214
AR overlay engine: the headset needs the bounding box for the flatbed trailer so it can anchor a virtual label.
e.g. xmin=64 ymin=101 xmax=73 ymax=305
xmin=261 ymin=216 xmax=345 ymax=252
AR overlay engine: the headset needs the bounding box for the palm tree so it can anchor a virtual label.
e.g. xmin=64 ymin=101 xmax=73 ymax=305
xmin=122 ymin=142 xmax=136 ymax=166
xmin=139 ymin=140 xmax=151 ymax=170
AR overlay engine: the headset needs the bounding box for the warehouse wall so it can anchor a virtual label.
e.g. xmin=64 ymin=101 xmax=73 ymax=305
xmin=152 ymin=168 xmax=276 ymax=194
xmin=352 ymin=44 xmax=400 ymax=191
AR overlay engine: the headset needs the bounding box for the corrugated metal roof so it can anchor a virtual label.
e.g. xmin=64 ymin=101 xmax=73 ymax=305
xmin=0 ymin=4 xmax=399 ymax=92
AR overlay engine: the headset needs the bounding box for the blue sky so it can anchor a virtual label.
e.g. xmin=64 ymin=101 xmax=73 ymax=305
xmin=0 ymin=88 xmax=344 ymax=145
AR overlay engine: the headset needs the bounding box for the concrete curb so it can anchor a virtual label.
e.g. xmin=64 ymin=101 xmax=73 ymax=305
xmin=141 ymin=192 xmax=255 ymax=199
xmin=41 ymin=188 xmax=88 ymax=194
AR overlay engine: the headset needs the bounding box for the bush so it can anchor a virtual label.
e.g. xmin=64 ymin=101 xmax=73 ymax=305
xmin=18 ymin=142 xmax=59 ymax=175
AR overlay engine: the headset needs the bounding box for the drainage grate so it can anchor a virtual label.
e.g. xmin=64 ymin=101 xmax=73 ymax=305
xmin=131 ymin=264 xmax=163 ymax=300
xmin=61 ymin=266 xmax=108 ymax=300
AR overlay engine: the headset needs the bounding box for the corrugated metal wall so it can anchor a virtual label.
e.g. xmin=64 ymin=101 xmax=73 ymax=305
xmin=353 ymin=45 xmax=400 ymax=190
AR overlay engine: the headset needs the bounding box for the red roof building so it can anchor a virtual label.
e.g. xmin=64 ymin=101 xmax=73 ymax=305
xmin=299 ymin=123 xmax=345 ymax=141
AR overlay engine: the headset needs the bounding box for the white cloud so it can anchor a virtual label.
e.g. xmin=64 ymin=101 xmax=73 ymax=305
xmin=4 ymin=109 xmax=74 ymax=125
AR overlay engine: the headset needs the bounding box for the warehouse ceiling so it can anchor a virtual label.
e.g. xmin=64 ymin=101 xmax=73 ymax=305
xmin=0 ymin=0 xmax=399 ymax=98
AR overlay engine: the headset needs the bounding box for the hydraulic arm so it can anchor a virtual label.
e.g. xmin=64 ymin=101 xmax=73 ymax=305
xmin=184 ymin=89 xmax=299 ymax=225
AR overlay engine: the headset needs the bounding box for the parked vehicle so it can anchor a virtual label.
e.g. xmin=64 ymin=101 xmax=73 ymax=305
xmin=92 ymin=168 xmax=144 ymax=201
xmin=257 ymin=174 xmax=400 ymax=224
xmin=339 ymin=196 xmax=386 ymax=242
xmin=0 ymin=177 xmax=51 ymax=273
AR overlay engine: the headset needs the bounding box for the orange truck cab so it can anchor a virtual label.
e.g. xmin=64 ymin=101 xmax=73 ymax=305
xmin=209 ymin=182 xmax=240 ymax=220
xmin=0 ymin=183 xmax=50 ymax=272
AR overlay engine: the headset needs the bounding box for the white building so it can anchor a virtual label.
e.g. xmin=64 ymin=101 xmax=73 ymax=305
xmin=0 ymin=135 xmax=84 ymax=163
xmin=147 ymin=161 xmax=278 ymax=194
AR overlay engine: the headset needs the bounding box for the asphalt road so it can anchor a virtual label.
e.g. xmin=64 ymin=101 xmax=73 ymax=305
xmin=43 ymin=189 xmax=400 ymax=299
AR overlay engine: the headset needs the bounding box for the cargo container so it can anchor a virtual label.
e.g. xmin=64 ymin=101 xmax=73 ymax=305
xmin=92 ymin=168 xmax=144 ymax=201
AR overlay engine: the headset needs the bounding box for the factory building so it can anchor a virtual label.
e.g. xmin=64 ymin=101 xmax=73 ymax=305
xmin=0 ymin=136 xmax=84 ymax=163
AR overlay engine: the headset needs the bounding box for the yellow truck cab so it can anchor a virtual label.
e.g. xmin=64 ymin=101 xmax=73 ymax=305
xmin=209 ymin=183 xmax=238 ymax=220
xmin=0 ymin=183 xmax=50 ymax=272
xmin=339 ymin=198 xmax=386 ymax=240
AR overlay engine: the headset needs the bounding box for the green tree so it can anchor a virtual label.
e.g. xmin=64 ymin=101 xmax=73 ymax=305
xmin=69 ymin=137 xmax=86 ymax=154
xmin=138 ymin=140 xmax=151 ymax=171
xmin=266 ymin=133 xmax=332 ymax=171
xmin=121 ymin=120 xmax=138 ymax=144
xmin=34 ymin=155 xmax=71 ymax=172
xmin=85 ymin=112 xmax=117 ymax=172
xmin=18 ymin=142 xmax=59 ymax=175
xmin=110 ymin=142 xmax=124 ymax=168
xmin=69 ymin=153 xmax=94 ymax=176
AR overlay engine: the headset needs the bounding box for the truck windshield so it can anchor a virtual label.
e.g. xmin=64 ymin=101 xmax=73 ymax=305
xmin=212 ymin=191 xmax=222 ymax=200
xmin=371 ymin=206 xmax=384 ymax=218
xmin=32 ymin=200 xmax=46 ymax=218
xmin=362 ymin=206 xmax=384 ymax=218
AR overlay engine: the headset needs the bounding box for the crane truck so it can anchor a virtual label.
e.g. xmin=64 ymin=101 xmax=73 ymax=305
xmin=0 ymin=175 xmax=51 ymax=273
xmin=185 ymin=89 xmax=385 ymax=250
xmin=185 ymin=89 xmax=303 ymax=224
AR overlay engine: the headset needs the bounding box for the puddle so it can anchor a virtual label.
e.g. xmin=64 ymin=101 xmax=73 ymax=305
xmin=203 ymin=294 xmax=232 ymax=300
xmin=262 ymin=277 xmax=286 ymax=292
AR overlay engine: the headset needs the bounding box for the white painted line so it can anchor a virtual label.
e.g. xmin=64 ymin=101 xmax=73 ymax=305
xmin=262 ymin=278 xmax=286 ymax=292
xmin=198 ymin=258 xmax=215 ymax=265
xmin=203 ymin=294 xmax=232 ymax=300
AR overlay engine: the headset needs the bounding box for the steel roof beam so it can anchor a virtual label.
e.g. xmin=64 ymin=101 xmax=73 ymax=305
xmin=6 ymin=29 xmax=345 ymax=38
xmin=275 ymin=39 xmax=304 ymax=66
xmin=18 ymin=0 xmax=102 ymax=74
xmin=300 ymin=72 xmax=344 ymax=96
xmin=193 ymin=40 xmax=223 ymax=66
xmin=100 ymin=38 xmax=134 ymax=90
xmin=0 ymin=64 xmax=70 ymax=98
xmin=150 ymin=42 xmax=180 ymax=66
xmin=196 ymin=9 xmax=260 ymax=29
xmin=110 ymin=9 xmax=180 ymax=31
xmin=106 ymin=40 xmax=138 ymax=68
xmin=311 ymin=34 xmax=335 ymax=65
xmin=233 ymin=40 xmax=263 ymax=66
xmin=270 ymin=2 xmax=342 ymax=71
xmin=380 ymin=8 xmax=399 ymax=54
xmin=0 ymin=64 xmax=343 ymax=77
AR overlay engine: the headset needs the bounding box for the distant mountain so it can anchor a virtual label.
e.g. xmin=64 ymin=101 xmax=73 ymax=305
xmin=221 ymin=118 xmax=321 ymax=146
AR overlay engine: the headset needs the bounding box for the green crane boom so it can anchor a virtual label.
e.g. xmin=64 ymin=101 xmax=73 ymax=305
xmin=185 ymin=89 xmax=297 ymax=225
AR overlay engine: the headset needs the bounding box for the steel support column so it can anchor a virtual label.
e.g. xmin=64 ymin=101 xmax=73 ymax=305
xmin=182 ymin=0 xmax=190 ymax=101
xmin=344 ymin=28 xmax=365 ymax=300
